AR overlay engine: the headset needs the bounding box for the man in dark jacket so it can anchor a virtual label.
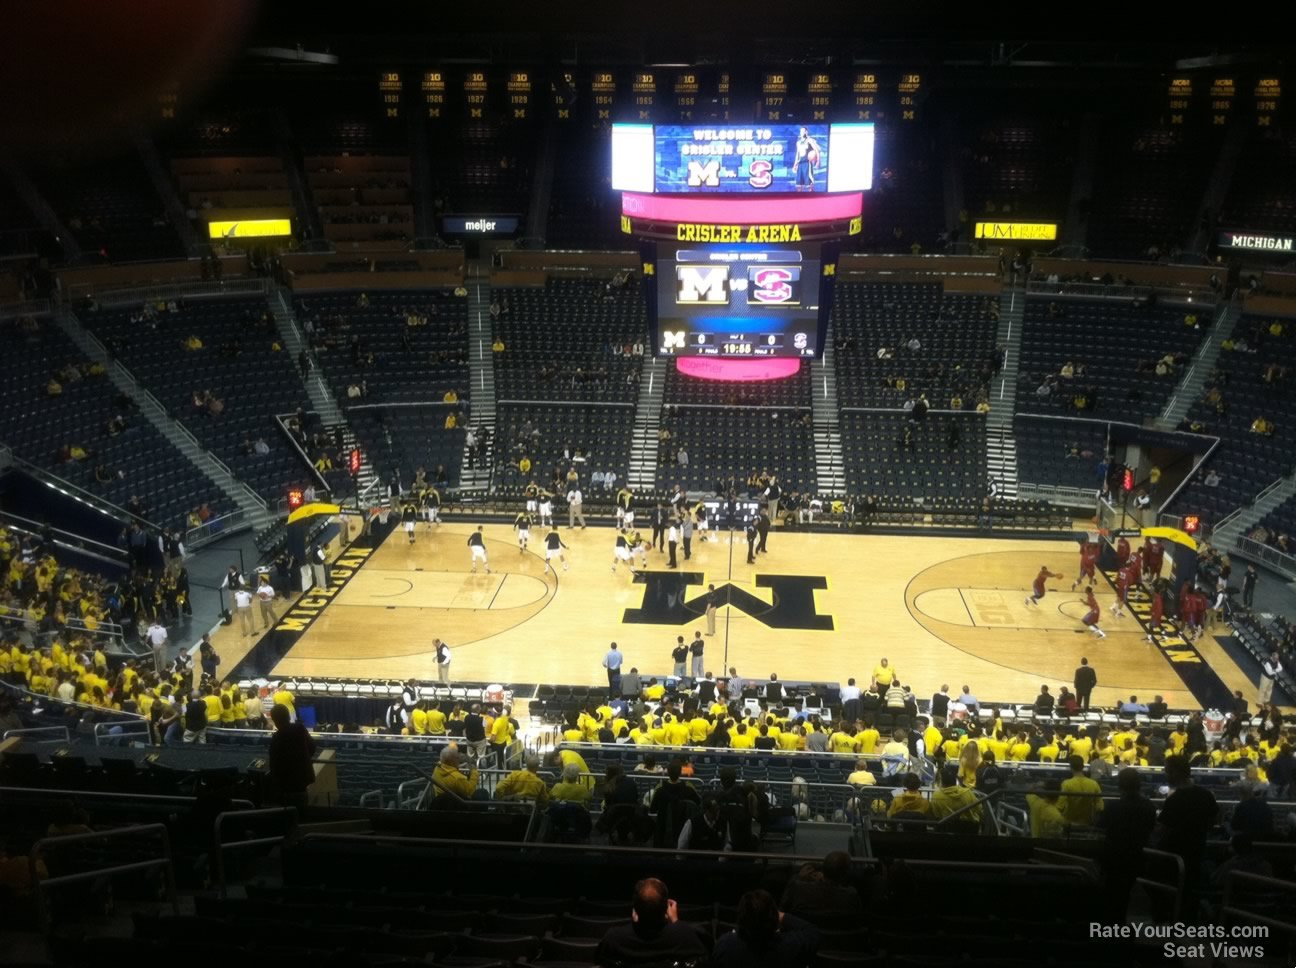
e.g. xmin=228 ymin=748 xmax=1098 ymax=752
xmin=269 ymin=703 xmax=316 ymax=807
xmin=1074 ymin=658 xmax=1097 ymax=710
xmin=597 ymin=878 xmax=708 ymax=965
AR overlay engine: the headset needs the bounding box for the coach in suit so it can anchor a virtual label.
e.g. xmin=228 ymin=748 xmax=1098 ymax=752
xmin=1074 ymin=658 xmax=1098 ymax=711
xmin=746 ymin=520 xmax=758 ymax=564
xmin=756 ymin=511 xmax=771 ymax=554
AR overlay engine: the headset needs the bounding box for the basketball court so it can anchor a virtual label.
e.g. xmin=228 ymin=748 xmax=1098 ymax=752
xmin=215 ymin=520 xmax=1263 ymax=711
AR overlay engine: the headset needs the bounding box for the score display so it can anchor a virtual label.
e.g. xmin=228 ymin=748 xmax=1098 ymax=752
xmin=656 ymin=243 xmax=822 ymax=359
xmin=613 ymin=122 xmax=873 ymax=194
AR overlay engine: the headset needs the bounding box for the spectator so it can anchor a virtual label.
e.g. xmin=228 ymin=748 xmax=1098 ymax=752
xmin=596 ymin=878 xmax=708 ymax=966
xmin=1153 ymin=756 xmax=1219 ymax=900
xmin=1032 ymin=684 xmax=1054 ymax=716
xmin=779 ymin=850 xmax=864 ymax=924
xmin=268 ymin=703 xmax=316 ymax=807
xmin=551 ymin=762 xmax=593 ymax=805
xmin=1026 ymin=779 xmax=1066 ymax=838
xmin=1062 ymin=756 xmax=1104 ymax=824
xmin=712 ymin=889 xmax=819 ymax=968
xmin=182 ymin=689 xmax=208 ymax=744
xmin=676 ymin=796 xmax=727 ymax=850
xmin=929 ymin=764 xmax=981 ymax=829
xmin=432 ymin=745 xmax=480 ymax=800
xmin=888 ymin=773 xmax=932 ymax=820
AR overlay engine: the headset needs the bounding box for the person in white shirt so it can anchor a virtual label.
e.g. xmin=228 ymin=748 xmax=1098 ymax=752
xmin=567 ymin=488 xmax=586 ymax=529
xmin=147 ymin=621 xmax=169 ymax=675
xmin=234 ymin=587 xmax=255 ymax=636
xmin=56 ymin=677 xmax=76 ymax=702
xmin=1260 ymin=652 xmax=1283 ymax=704
xmin=255 ymin=577 xmax=277 ymax=631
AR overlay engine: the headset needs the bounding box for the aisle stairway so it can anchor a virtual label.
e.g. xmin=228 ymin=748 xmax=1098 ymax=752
xmin=459 ymin=270 xmax=497 ymax=492
xmin=985 ymin=277 xmax=1023 ymax=500
xmin=812 ymin=333 xmax=846 ymax=496
xmin=627 ymin=355 xmax=665 ymax=491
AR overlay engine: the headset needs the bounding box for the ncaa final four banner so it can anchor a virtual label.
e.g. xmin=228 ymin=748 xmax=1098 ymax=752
xmin=655 ymin=125 xmax=831 ymax=193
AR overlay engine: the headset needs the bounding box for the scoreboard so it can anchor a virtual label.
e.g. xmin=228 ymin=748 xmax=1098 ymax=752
xmin=656 ymin=243 xmax=823 ymax=359
xmin=612 ymin=122 xmax=874 ymax=194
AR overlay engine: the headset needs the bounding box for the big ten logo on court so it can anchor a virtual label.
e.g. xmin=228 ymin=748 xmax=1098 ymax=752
xmin=748 ymin=158 xmax=773 ymax=189
xmin=687 ymin=159 xmax=721 ymax=187
xmin=965 ymin=589 xmax=1015 ymax=626
xmin=676 ymin=264 xmax=729 ymax=304
xmin=746 ymin=266 xmax=801 ymax=305
xmin=623 ymin=572 xmax=833 ymax=630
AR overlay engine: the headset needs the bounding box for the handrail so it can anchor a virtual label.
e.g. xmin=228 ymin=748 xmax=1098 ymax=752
xmin=1231 ymin=535 xmax=1296 ymax=579
xmin=31 ymin=823 xmax=178 ymax=934
xmin=358 ymin=789 xmax=386 ymax=809
xmin=397 ymin=777 xmax=430 ymax=809
xmin=93 ymin=719 xmax=152 ymax=745
xmin=1136 ymin=847 xmax=1185 ymax=921
xmin=3 ymin=726 xmax=70 ymax=742
xmin=273 ymin=412 xmax=331 ymax=492
xmin=1222 ymin=869 xmax=1296 ymax=936
xmin=3 ymin=450 xmax=152 ymax=528
xmin=213 ymin=806 xmax=298 ymax=897
xmin=299 ymin=830 xmax=1100 ymax=877
xmin=0 ymin=785 xmax=253 ymax=809
xmin=76 ymin=278 xmax=269 ymax=308
xmin=0 ymin=510 xmax=129 ymax=560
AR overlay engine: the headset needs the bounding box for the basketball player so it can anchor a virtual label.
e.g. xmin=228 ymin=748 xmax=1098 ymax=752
xmin=402 ymin=498 xmax=419 ymax=544
xmin=537 ymin=486 xmax=555 ymax=528
xmin=513 ymin=509 xmax=532 ymax=553
xmin=1114 ymin=534 xmax=1131 ymax=567
xmin=1071 ymin=538 xmax=1100 ymax=591
xmin=627 ymin=528 xmax=649 ymax=569
xmin=524 ymin=480 xmax=540 ymax=519
xmin=616 ymin=485 xmax=634 ymax=530
xmin=467 ymin=526 xmax=492 ymax=574
xmin=694 ymin=500 xmax=714 ymax=543
xmin=543 ymin=527 xmax=569 ymax=573
xmin=1081 ymin=586 xmax=1107 ymax=638
xmin=423 ymin=485 xmax=441 ymax=527
xmin=1110 ymin=560 xmax=1138 ymax=618
xmin=1147 ymin=579 xmax=1166 ymax=644
xmin=1025 ymin=565 xmax=1064 ymax=606
xmin=792 ymin=126 xmax=821 ymax=192
xmin=611 ymin=530 xmax=635 ymax=574
xmin=1143 ymin=538 xmax=1164 ymax=579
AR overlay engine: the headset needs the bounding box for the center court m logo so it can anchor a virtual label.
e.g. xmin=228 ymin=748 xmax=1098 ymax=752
xmin=622 ymin=572 xmax=833 ymax=630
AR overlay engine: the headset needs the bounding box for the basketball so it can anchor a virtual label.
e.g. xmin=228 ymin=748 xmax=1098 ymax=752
xmin=807 ymin=147 xmax=821 ymax=167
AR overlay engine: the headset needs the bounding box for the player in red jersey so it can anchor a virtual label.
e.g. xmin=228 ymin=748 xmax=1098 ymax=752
xmin=1147 ymin=580 xmax=1166 ymax=643
xmin=1071 ymin=540 xmax=1100 ymax=591
xmin=1110 ymin=561 xmax=1139 ymax=618
xmin=1081 ymin=585 xmax=1107 ymax=638
xmin=1115 ymin=535 xmax=1131 ymax=566
xmin=1143 ymin=539 xmax=1165 ymax=579
xmin=1025 ymin=566 xmax=1064 ymax=607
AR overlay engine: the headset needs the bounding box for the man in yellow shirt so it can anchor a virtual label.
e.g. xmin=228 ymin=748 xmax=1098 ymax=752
xmin=929 ymin=765 xmax=982 ymax=827
xmin=872 ymin=658 xmax=896 ymax=689
xmin=1008 ymin=732 xmax=1032 ymax=761
xmin=664 ymin=713 xmax=690 ymax=747
xmin=730 ymin=723 xmax=756 ymax=749
xmin=644 ymin=678 xmax=666 ymax=701
xmin=432 ymin=746 xmax=480 ymax=799
xmin=410 ymin=702 xmax=429 ymax=735
xmin=426 ymin=705 xmax=447 ymax=735
xmin=1027 ymin=781 xmax=1066 ymax=838
xmin=847 ymin=758 xmax=877 ymax=786
xmin=830 ymin=726 xmax=859 ymax=754
xmin=494 ymin=754 xmax=549 ymax=803
xmin=550 ymin=763 xmax=593 ymax=804
xmin=888 ymin=773 xmax=932 ymax=818
xmin=688 ymin=714 xmax=711 ymax=744
xmin=1058 ymin=755 xmax=1104 ymax=825
xmin=777 ymin=725 xmax=803 ymax=750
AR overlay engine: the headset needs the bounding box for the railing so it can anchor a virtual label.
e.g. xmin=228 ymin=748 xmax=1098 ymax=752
xmin=1231 ymin=535 xmax=1296 ymax=578
xmin=1159 ymin=293 xmax=1234 ymax=420
xmin=1026 ymin=276 xmax=1215 ymax=304
xmin=184 ymin=507 xmax=256 ymax=548
xmin=1136 ymin=847 xmax=1186 ymax=921
xmin=273 ymin=412 xmax=332 ymax=492
xmin=1222 ymin=869 xmax=1296 ymax=940
xmin=0 ymin=297 xmax=53 ymax=319
xmin=69 ymin=278 xmax=270 ymax=308
xmin=2 ymin=726 xmax=70 ymax=742
xmin=1016 ymin=481 xmax=1101 ymax=508
xmin=212 ymin=806 xmax=298 ymax=897
xmin=0 ymin=510 xmax=129 ymax=562
xmin=93 ymin=719 xmax=152 ymax=745
xmin=31 ymin=824 xmax=178 ymax=934
xmin=3 ymin=450 xmax=151 ymax=528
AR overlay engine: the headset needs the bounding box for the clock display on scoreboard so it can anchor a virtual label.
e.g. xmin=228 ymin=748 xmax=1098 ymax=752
xmin=655 ymin=242 xmax=822 ymax=359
